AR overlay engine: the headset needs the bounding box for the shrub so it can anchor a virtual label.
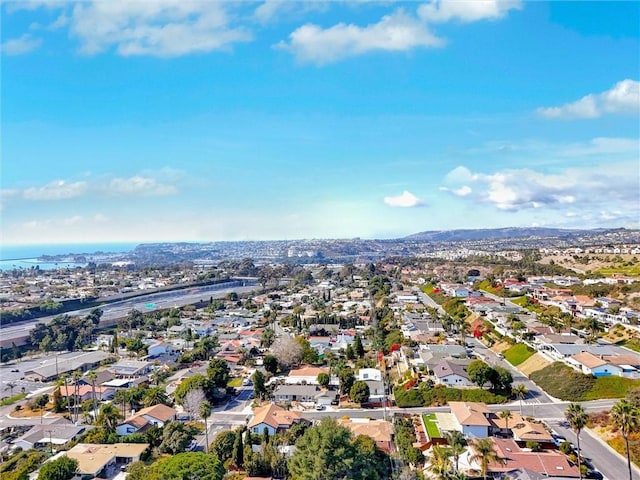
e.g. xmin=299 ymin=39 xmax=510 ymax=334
xmin=530 ymin=363 xmax=595 ymax=401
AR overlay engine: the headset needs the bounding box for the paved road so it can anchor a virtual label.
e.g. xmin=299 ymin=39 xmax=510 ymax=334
xmin=0 ymin=281 xmax=258 ymax=347
xmin=413 ymin=287 xmax=446 ymax=316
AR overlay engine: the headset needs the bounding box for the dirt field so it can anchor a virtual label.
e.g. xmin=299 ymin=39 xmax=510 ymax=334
xmin=539 ymin=253 xmax=639 ymax=275
xmin=489 ymin=341 xmax=512 ymax=354
xmin=517 ymin=353 xmax=552 ymax=376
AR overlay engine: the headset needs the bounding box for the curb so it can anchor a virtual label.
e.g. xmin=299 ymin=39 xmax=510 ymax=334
xmin=584 ymin=426 xmax=640 ymax=478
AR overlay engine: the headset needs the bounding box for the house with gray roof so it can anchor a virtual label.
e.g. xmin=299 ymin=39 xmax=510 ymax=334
xmin=433 ymin=359 xmax=473 ymax=387
xmin=272 ymin=384 xmax=330 ymax=403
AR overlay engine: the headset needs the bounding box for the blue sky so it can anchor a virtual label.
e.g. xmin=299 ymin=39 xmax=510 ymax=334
xmin=1 ymin=0 xmax=639 ymax=245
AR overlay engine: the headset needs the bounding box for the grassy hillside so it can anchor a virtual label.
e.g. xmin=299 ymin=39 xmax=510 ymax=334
xmin=530 ymin=362 xmax=640 ymax=401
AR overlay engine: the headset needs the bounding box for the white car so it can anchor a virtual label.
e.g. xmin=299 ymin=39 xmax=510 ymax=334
xmin=315 ymin=404 xmax=325 ymax=411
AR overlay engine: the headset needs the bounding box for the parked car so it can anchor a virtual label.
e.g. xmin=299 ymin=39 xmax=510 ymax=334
xmin=315 ymin=404 xmax=325 ymax=411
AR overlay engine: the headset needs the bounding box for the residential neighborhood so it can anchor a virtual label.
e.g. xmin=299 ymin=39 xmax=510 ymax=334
xmin=1 ymin=243 xmax=640 ymax=480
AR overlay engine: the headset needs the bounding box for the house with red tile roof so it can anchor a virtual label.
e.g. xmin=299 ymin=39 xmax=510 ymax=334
xmin=285 ymin=366 xmax=330 ymax=385
xmin=337 ymin=418 xmax=394 ymax=452
xmin=449 ymin=402 xmax=492 ymax=438
xmin=472 ymin=437 xmax=580 ymax=478
xmin=247 ymin=403 xmax=305 ymax=436
xmin=116 ymin=404 xmax=177 ymax=436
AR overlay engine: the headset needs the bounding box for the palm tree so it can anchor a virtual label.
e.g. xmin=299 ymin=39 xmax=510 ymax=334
xmin=565 ymin=403 xmax=588 ymax=480
xmin=87 ymin=370 xmax=98 ymax=421
xmin=500 ymin=409 xmax=513 ymax=434
xmin=143 ymin=386 xmax=170 ymax=407
xmin=444 ymin=431 xmax=467 ymax=473
xmin=584 ymin=317 xmax=603 ymax=343
xmin=72 ymin=370 xmax=82 ymax=423
xmin=199 ymin=401 xmax=212 ymax=453
xmin=96 ymin=403 xmax=122 ymax=434
xmin=513 ymin=384 xmax=528 ymax=416
xmin=113 ymin=389 xmax=128 ymax=418
xmin=611 ymin=399 xmax=640 ymax=480
xmin=428 ymin=444 xmax=452 ymax=480
xmin=60 ymin=373 xmax=72 ymax=419
xmin=470 ymin=438 xmax=499 ymax=480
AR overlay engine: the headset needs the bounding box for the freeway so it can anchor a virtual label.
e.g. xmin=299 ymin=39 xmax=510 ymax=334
xmin=0 ymin=280 xmax=258 ymax=347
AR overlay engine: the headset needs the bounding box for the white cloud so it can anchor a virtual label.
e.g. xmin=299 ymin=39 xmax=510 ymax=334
xmin=108 ymin=176 xmax=177 ymax=196
xmin=1 ymin=34 xmax=42 ymax=55
xmin=537 ymin=79 xmax=640 ymax=119
xmin=22 ymin=213 xmax=110 ymax=231
xmin=276 ymin=9 xmax=444 ymax=65
xmin=384 ymin=190 xmax=425 ymax=208
xmin=453 ymin=185 xmax=472 ymax=196
xmin=23 ymin=180 xmax=87 ymax=201
xmin=418 ymin=0 xmax=522 ymax=23
xmin=440 ymin=161 xmax=639 ymax=215
xmin=68 ymin=0 xmax=251 ymax=57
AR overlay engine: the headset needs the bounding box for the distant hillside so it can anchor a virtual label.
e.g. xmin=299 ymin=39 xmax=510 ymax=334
xmin=404 ymin=227 xmax=622 ymax=242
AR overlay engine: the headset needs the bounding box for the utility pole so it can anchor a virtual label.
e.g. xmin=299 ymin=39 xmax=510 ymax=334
xmin=46 ymin=429 xmax=53 ymax=455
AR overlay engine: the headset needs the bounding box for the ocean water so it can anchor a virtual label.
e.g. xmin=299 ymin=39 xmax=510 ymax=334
xmin=0 ymin=243 xmax=138 ymax=271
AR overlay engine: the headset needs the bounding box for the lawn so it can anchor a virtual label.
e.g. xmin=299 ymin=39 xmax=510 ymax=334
xmin=0 ymin=393 xmax=26 ymax=407
xmin=422 ymin=413 xmax=441 ymax=439
xmin=504 ymin=343 xmax=535 ymax=366
xmin=227 ymin=377 xmax=243 ymax=388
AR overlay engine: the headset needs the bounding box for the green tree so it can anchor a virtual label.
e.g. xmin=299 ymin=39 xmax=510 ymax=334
xmin=584 ymin=317 xmax=603 ymax=343
xmin=467 ymin=360 xmax=493 ymax=389
xmin=513 ymin=384 xmax=528 ymax=416
xmin=351 ymin=434 xmax=392 ymax=480
xmin=565 ymin=403 xmax=588 ymax=480
xmin=37 ymin=456 xmax=78 ymax=480
xmin=173 ymin=374 xmax=210 ymax=406
xmin=96 ymin=403 xmax=122 ymax=434
xmin=349 ymin=381 xmax=370 ymax=405
xmin=297 ymin=337 xmax=319 ymax=364
xmin=211 ymin=430 xmax=236 ymax=464
xmin=317 ymin=372 xmax=330 ymax=388
xmin=207 ymin=358 xmax=230 ymax=389
xmin=470 ymin=438 xmax=499 ymax=480
xmin=263 ymin=355 xmax=279 ymax=375
xmin=500 ymin=410 xmax=513 ymax=431
xmin=428 ymin=444 xmax=452 ymax=480
xmin=338 ymin=368 xmax=355 ymax=395
xmin=86 ymin=370 xmax=98 ymax=418
xmin=611 ymin=399 xmax=640 ymax=480
xmin=144 ymin=386 xmax=171 ymax=407
xmin=261 ymin=327 xmax=276 ymax=348
xmin=147 ymin=452 xmax=224 ymax=480
xmin=288 ymin=418 xmax=356 ymax=480
xmin=233 ymin=428 xmax=244 ymax=468
xmin=345 ymin=344 xmax=355 ymax=360
xmin=444 ymin=431 xmax=467 ymax=473
xmin=490 ymin=366 xmax=513 ymax=392
xmin=353 ymin=335 xmax=364 ymax=358
xmin=199 ymin=401 xmax=212 ymax=453
xmin=253 ymin=370 xmax=267 ymax=400
xmin=159 ymin=421 xmax=198 ymax=455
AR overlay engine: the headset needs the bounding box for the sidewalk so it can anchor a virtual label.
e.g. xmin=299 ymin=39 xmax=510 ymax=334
xmin=584 ymin=426 xmax=640 ymax=479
